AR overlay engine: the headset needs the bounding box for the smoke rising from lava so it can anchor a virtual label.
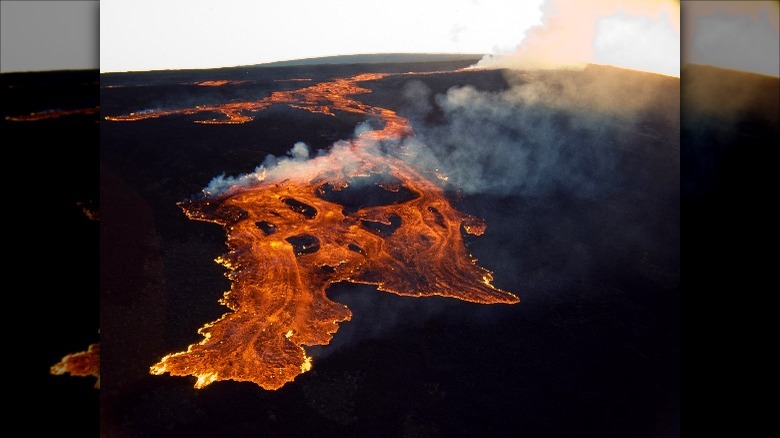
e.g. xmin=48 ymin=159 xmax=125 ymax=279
xmin=204 ymin=141 xmax=311 ymax=195
xmin=400 ymin=66 xmax=679 ymax=198
xmin=203 ymin=65 xmax=677 ymax=201
xmin=203 ymin=122 xmax=386 ymax=196
xmin=477 ymin=0 xmax=680 ymax=76
xmin=103 ymin=65 xmax=679 ymax=384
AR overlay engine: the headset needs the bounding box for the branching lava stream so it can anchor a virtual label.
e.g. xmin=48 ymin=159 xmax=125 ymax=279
xmin=108 ymin=71 xmax=519 ymax=389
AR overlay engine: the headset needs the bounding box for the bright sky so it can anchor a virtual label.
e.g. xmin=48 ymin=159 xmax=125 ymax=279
xmin=100 ymin=0 xmax=546 ymax=72
xmin=4 ymin=1 xmax=776 ymax=77
xmin=477 ymin=0 xmax=681 ymax=76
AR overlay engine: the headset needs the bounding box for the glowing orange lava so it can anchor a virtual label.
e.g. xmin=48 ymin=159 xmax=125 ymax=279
xmin=105 ymin=73 xmax=393 ymax=124
xmin=104 ymin=70 xmax=464 ymax=125
xmin=109 ymin=70 xmax=519 ymax=389
xmin=51 ymin=343 xmax=100 ymax=388
xmin=192 ymin=80 xmax=249 ymax=87
xmin=5 ymin=106 xmax=99 ymax=122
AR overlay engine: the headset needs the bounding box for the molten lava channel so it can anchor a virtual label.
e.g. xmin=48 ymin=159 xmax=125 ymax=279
xmin=51 ymin=343 xmax=100 ymax=388
xmin=192 ymin=80 xmax=248 ymax=87
xmin=107 ymin=71 xmax=519 ymax=389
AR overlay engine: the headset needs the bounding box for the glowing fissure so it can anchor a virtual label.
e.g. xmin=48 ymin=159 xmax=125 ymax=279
xmin=103 ymin=70 xmax=464 ymax=125
xmin=192 ymin=80 xmax=248 ymax=87
xmin=109 ymin=70 xmax=518 ymax=390
xmin=5 ymin=106 xmax=99 ymax=122
xmin=105 ymin=73 xmax=393 ymax=124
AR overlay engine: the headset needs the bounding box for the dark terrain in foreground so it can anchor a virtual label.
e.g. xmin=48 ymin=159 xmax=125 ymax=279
xmin=97 ymin=57 xmax=686 ymax=437
xmin=682 ymin=64 xmax=779 ymax=427
xmin=5 ymin=56 xmax=774 ymax=436
xmin=1 ymin=69 xmax=99 ymax=435
xmin=97 ymin=57 xmax=685 ymax=437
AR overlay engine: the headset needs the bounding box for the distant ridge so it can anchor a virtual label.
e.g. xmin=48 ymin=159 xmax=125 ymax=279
xmin=682 ymin=63 xmax=779 ymax=118
xmin=258 ymin=53 xmax=485 ymax=67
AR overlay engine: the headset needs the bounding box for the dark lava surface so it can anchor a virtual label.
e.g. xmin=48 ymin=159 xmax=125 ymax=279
xmin=97 ymin=58 xmax=687 ymax=437
xmin=1 ymin=69 xmax=99 ymax=436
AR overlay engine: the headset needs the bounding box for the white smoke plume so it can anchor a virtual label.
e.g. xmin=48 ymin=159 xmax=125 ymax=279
xmin=202 ymin=62 xmax=678 ymax=201
xmin=399 ymin=66 xmax=679 ymax=198
xmin=188 ymin=64 xmax=679 ymax=360
xmin=203 ymin=141 xmax=310 ymax=195
xmin=202 ymin=122 xmax=383 ymax=197
xmin=477 ymin=0 xmax=680 ymax=76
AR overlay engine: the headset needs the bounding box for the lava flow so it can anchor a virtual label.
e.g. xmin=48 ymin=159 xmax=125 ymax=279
xmin=106 ymin=73 xmax=404 ymax=125
xmin=51 ymin=343 xmax=100 ymax=388
xmin=5 ymin=106 xmax=99 ymax=121
xmin=110 ymin=71 xmax=519 ymax=389
xmin=192 ymin=80 xmax=249 ymax=87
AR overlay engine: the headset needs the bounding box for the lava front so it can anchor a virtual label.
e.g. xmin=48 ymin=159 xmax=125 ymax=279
xmin=107 ymin=71 xmax=521 ymax=390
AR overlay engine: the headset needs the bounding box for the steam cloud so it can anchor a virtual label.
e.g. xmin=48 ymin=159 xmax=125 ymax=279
xmin=400 ymin=67 xmax=678 ymax=198
xmin=203 ymin=145 xmax=308 ymax=195
xmin=306 ymin=67 xmax=677 ymax=354
xmin=195 ymin=59 xmax=678 ymax=356
xmin=477 ymin=0 xmax=680 ymax=76
xmin=203 ymin=122 xmax=383 ymax=196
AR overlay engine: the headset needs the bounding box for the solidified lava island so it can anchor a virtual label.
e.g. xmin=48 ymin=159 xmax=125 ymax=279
xmin=108 ymin=72 xmax=519 ymax=390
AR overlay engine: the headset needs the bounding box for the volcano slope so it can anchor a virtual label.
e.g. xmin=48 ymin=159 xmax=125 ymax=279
xmin=100 ymin=57 xmax=680 ymax=437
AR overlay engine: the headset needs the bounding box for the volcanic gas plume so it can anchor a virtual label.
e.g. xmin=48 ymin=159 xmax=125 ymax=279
xmin=104 ymin=71 xmax=451 ymax=126
xmin=106 ymin=72 xmax=518 ymax=389
xmin=477 ymin=0 xmax=680 ymax=76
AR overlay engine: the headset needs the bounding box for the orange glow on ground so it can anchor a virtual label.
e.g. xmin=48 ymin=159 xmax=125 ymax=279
xmin=104 ymin=70 xmax=468 ymax=125
xmin=51 ymin=343 xmax=100 ymax=388
xmin=106 ymin=73 xmax=393 ymax=124
xmin=5 ymin=106 xmax=99 ymax=121
xmin=192 ymin=80 xmax=249 ymax=86
xmin=108 ymin=71 xmax=519 ymax=389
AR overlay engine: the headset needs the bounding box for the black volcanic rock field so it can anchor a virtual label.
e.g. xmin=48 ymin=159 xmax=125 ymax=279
xmin=0 ymin=54 xmax=702 ymax=436
xmin=1 ymin=70 xmax=99 ymax=436
xmin=6 ymin=47 xmax=776 ymax=436
xmin=96 ymin=57 xmax=683 ymax=436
